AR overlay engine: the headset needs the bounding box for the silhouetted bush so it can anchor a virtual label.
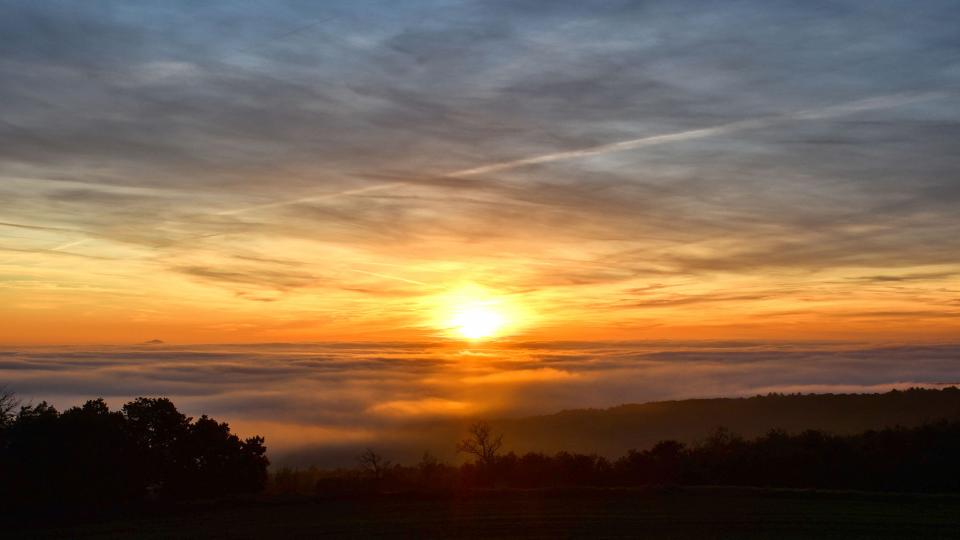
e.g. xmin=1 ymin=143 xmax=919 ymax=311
xmin=0 ymin=397 xmax=268 ymax=513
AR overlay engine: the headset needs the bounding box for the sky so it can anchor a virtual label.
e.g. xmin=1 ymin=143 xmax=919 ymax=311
xmin=1 ymin=1 xmax=959 ymax=450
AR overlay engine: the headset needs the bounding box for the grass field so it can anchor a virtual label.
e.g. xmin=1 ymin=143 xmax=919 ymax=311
xmin=14 ymin=487 xmax=960 ymax=539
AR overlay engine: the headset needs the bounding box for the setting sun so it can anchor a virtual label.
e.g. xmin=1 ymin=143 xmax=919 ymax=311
xmin=427 ymin=284 xmax=532 ymax=341
xmin=451 ymin=305 xmax=504 ymax=339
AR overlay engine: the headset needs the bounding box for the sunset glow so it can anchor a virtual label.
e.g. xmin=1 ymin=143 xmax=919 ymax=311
xmin=429 ymin=285 xmax=525 ymax=340
xmin=451 ymin=306 xmax=505 ymax=340
xmin=1 ymin=0 xmax=959 ymax=470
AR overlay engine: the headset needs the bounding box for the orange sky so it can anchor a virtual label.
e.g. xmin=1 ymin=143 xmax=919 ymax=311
xmin=2 ymin=1 xmax=959 ymax=346
xmin=2 ymin=244 xmax=957 ymax=344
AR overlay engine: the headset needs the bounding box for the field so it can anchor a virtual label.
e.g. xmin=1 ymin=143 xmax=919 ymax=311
xmin=14 ymin=487 xmax=960 ymax=539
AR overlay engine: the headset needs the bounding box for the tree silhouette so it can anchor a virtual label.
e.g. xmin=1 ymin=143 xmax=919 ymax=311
xmin=358 ymin=448 xmax=391 ymax=481
xmin=185 ymin=415 xmax=268 ymax=496
xmin=58 ymin=398 xmax=137 ymax=502
xmin=0 ymin=396 xmax=268 ymax=512
xmin=457 ymin=420 xmax=503 ymax=466
xmin=0 ymin=388 xmax=18 ymax=428
xmin=121 ymin=397 xmax=192 ymax=495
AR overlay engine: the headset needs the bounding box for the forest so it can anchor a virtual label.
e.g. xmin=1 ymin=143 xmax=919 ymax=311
xmin=278 ymin=385 xmax=960 ymax=467
xmin=3 ymin=388 xmax=960 ymax=521
xmin=274 ymin=417 xmax=960 ymax=495
xmin=0 ymin=392 xmax=268 ymax=512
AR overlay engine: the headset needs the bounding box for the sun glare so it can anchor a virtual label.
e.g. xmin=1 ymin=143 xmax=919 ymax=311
xmin=451 ymin=305 xmax=504 ymax=339
xmin=428 ymin=284 xmax=531 ymax=341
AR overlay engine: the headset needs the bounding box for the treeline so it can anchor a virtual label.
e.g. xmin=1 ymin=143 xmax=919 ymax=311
xmin=4 ymin=388 xmax=960 ymax=515
xmin=494 ymin=386 xmax=960 ymax=458
xmin=272 ymin=420 xmax=960 ymax=495
xmin=0 ymin=393 xmax=268 ymax=512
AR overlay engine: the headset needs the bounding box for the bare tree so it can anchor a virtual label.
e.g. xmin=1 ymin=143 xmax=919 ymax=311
xmin=418 ymin=451 xmax=440 ymax=480
xmin=456 ymin=420 xmax=503 ymax=466
xmin=0 ymin=388 xmax=18 ymax=427
xmin=357 ymin=448 xmax=391 ymax=480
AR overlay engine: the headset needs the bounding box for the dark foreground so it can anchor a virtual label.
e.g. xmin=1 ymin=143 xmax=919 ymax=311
xmin=11 ymin=487 xmax=960 ymax=539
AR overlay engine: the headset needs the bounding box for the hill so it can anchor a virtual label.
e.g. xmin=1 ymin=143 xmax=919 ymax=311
xmin=278 ymin=387 xmax=960 ymax=467
xmin=495 ymin=386 xmax=960 ymax=456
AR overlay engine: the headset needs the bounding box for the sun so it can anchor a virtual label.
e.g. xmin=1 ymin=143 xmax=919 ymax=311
xmin=451 ymin=305 xmax=505 ymax=339
xmin=427 ymin=284 xmax=531 ymax=341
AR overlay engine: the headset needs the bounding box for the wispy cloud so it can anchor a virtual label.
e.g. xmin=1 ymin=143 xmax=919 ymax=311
xmin=1 ymin=0 xmax=959 ymax=343
xmin=214 ymin=182 xmax=406 ymax=216
xmin=447 ymin=91 xmax=949 ymax=177
xmin=348 ymin=269 xmax=428 ymax=286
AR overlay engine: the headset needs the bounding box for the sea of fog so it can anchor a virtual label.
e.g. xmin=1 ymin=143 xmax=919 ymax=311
xmin=2 ymin=340 xmax=957 ymax=464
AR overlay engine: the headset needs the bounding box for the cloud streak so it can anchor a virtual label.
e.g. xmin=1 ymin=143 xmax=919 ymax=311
xmin=447 ymin=91 xmax=949 ymax=177
xmin=205 ymin=92 xmax=952 ymax=218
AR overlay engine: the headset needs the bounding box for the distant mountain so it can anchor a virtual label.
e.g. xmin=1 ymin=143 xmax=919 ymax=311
xmin=278 ymin=387 xmax=960 ymax=467
xmin=494 ymin=387 xmax=960 ymax=456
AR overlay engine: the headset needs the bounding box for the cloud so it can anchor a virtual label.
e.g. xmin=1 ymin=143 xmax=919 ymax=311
xmin=847 ymin=272 xmax=959 ymax=283
xmin=447 ymin=92 xmax=947 ymax=177
xmin=369 ymin=398 xmax=473 ymax=417
xmin=173 ymin=265 xmax=321 ymax=291
xmin=461 ymin=367 xmax=580 ymax=385
xmin=4 ymin=341 xmax=960 ymax=454
xmin=1 ymin=4 xmax=959 ymax=347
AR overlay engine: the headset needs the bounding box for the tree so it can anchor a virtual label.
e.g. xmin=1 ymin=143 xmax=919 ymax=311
xmin=121 ymin=397 xmax=192 ymax=494
xmin=180 ymin=415 xmax=268 ymax=496
xmin=122 ymin=397 xmax=191 ymax=452
xmin=416 ymin=451 xmax=442 ymax=481
xmin=2 ymin=401 xmax=60 ymax=506
xmin=456 ymin=420 xmax=503 ymax=466
xmin=0 ymin=388 xmax=18 ymax=428
xmin=357 ymin=448 xmax=391 ymax=480
xmin=0 ymin=395 xmax=269 ymax=510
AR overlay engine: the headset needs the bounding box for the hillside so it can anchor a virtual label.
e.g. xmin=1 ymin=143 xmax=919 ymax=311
xmin=278 ymin=387 xmax=960 ymax=467
xmin=496 ymin=387 xmax=960 ymax=456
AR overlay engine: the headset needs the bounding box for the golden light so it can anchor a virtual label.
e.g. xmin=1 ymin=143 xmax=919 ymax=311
xmin=451 ymin=305 xmax=504 ymax=339
xmin=427 ymin=283 xmax=533 ymax=341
